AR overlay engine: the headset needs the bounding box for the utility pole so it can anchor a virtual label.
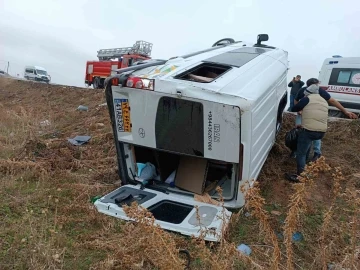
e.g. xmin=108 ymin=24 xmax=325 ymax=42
xmin=6 ymin=61 xmax=9 ymax=74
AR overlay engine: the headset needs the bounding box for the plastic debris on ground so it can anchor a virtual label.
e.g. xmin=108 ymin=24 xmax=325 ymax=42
xmin=95 ymin=123 xmax=105 ymax=128
xmin=237 ymin=244 xmax=252 ymax=255
xmin=292 ymin=232 xmax=303 ymax=242
xmin=276 ymin=232 xmax=284 ymax=240
xmin=271 ymin=210 xmax=282 ymax=216
xmin=90 ymin=195 xmax=102 ymax=204
xmin=244 ymin=212 xmax=251 ymax=217
xmin=77 ymin=105 xmax=88 ymax=111
xmin=67 ymin=135 xmax=91 ymax=146
xmin=40 ymin=120 xmax=51 ymax=127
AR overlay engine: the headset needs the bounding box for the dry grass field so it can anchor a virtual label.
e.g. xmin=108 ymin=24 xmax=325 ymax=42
xmin=0 ymin=77 xmax=359 ymax=270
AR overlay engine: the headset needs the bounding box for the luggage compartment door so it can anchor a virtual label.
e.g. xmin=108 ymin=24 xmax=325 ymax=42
xmin=112 ymin=87 xmax=241 ymax=163
xmin=94 ymin=185 xmax=232 ymax=242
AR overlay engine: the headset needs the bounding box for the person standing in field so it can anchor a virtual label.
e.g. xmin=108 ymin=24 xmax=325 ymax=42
xmin=294 ymin=78 xmax=358 ymax=162
xmin=286 ymin=80 xmax=328 ymax=182
xmin=288 ymin=75 xmax=305 ymax=111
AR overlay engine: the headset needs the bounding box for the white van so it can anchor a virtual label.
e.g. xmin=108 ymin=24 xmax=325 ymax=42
xmin=95 ymin=35 xmax=289 ymax=241
xmin=24 ymin=66 xmax=51 ymax=83
xmin=318 ymin=56 xmax=360 ymax=116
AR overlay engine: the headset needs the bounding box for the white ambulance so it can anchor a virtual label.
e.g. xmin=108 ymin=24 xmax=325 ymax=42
xmin=95 ymin=35 xmax=289 ymax=241
xmin=318 ymin=56 xmax=360 ymax=116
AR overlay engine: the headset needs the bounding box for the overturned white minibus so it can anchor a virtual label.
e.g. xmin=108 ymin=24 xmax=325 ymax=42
xmin=94 ymin=35 xmax=289 ymax=241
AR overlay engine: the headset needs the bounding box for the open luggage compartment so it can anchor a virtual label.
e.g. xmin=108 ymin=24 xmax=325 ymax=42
xmin=125 ymin=144 xmax=237 ymax=200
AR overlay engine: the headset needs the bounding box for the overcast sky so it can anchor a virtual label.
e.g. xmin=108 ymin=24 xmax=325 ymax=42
xmin=1 ymin=0 xmax=359 ymax=87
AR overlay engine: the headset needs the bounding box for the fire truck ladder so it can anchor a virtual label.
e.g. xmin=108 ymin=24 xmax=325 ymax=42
xmin=97 ymin=40 xmax=153 ymax=61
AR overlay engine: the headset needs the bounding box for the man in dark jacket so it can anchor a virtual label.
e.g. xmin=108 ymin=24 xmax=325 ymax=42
xmin=286 ymin=78 xmax=358 ymax=182
xmin=294 ymin=79 xmax=358 ymax=162
xmin=288 ymin=75 xmax=305 ymax=111
xmin=286 ymin=79 xmax=328 ymax=182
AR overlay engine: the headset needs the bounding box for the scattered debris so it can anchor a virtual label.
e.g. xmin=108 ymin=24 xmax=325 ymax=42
xmin=327 ymin=263 xmax=335 ymax=270
xmin=40 ymin=120 xmax=51 ymax=127
xmin=67 ymin=135 xmax=91 ymax=146
xmin=52 ymin=253 xmax=61 ymax=263
xmin=276 ymin=232 xmax=284 ymax=240
xmin=77 ymin=105 xmax=88 ymax=111
xmin=271 ymin=210 xmax=282 ymax=216
xmin=292 ymin=232 xmax=303 ymax=242
xmin=95 ymin=123 xmax=105 ymax=128
xmin=98 ymin=103 xmax=107 ymax=107
xmin=91 ymin=195 xmax=102 ymax=204
xmin=237 ymin=244 xmax=252 ymax=256
xmin=244 ymin=212 xmax=251 ymax=217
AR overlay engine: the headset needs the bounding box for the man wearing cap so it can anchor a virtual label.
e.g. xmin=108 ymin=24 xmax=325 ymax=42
xmin=293 ymin=78 xmax=358 ymax=162
xmin=286 ymin=79 xmax=328 ymax=182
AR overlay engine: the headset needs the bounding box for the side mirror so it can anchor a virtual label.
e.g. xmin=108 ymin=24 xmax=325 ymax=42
xmin=256 ymin=34 xmax=269 ymax=45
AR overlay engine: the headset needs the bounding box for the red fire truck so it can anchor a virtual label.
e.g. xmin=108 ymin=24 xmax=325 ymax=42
xmin=85 ymin=40 xmax=153 ymax=89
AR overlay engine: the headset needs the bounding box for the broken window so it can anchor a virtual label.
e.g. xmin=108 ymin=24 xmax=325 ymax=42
xmin=174 ymin=63 xmax=231 ymax=83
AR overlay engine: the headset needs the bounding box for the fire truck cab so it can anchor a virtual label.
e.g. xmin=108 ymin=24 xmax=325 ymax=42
xmin=85 ymin=41 xmax=152 ymax=89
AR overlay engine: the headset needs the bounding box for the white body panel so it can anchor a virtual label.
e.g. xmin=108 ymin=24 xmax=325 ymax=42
xmin=318 ymin=57 xmax=360 ymax=113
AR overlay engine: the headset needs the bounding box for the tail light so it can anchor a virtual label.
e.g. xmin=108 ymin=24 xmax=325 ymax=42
xmin=126 ymin=77 xmax=154 ymax=91
xmin=238 ymin=143 xmax=244 ymax=179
